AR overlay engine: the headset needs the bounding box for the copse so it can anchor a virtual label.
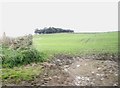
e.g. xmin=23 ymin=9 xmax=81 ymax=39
xmin=34 ymin=27 xmax=74 ymax=34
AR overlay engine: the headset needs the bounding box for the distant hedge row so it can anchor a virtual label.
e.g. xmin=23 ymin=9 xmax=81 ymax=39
xmin=34 ymin=27 xmax=74 ymax=34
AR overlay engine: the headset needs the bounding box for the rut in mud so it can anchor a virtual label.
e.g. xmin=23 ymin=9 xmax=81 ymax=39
xmin=4 ymin=54 xmax=118 ymax=86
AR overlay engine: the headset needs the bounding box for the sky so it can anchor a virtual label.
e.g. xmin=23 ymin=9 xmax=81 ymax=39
xmin=1 ymin=1 xmax=118 ymax=37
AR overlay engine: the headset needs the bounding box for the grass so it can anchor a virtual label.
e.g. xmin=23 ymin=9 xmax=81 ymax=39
xmin=2 ymin=63 xmax=43 ymax=84
xmin=33 ymin=32 xmax=118 ymax=56
xmin=2 ymin=44 xmax=47 ymax=83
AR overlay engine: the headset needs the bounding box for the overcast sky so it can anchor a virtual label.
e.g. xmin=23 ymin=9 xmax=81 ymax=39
xmin=1 ymin=2 xmax=118 ymax=37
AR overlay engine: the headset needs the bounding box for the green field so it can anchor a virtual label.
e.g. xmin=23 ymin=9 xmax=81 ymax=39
xmin=33 ymin=32 xmax=118 ymax=56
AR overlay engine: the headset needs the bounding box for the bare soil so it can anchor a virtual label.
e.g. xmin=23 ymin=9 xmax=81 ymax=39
xmin=3 ymin=54 xmax=118 ymax=86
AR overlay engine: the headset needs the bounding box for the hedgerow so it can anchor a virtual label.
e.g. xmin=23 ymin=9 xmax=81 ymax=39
xmin=2 ymin=46 xmax=47 ymax=68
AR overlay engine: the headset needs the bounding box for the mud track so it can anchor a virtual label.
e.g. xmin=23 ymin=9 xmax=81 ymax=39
xmin=5 ymin=54 xmax=119 ymax=86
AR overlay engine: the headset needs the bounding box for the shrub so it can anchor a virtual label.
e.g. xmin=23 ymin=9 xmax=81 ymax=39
xmin=2 ymin=46 xmax=47 ymax=68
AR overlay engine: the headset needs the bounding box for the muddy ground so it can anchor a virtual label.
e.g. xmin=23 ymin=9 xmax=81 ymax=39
xmin=3 ymin=54 xmax=119 ymax=86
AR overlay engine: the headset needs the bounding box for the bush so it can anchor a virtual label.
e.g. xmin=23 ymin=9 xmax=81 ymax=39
xmin=2 ymin=46 xmax=47 ymax=68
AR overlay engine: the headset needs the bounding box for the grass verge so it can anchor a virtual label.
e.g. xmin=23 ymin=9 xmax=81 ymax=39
xmin=2 ymin=63 xmax=43 ymax=84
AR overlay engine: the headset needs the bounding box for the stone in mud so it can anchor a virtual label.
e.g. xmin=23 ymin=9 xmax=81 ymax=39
xmin=41 ymin=84 xmax=46 ymax=86
xmin=100 ymin=78 xmax=104 ymax=81
xmin=113 ymin=84 xmax=117 ymax=86
xmin=42 ymin=62 xmax=55 ymax=69
xmin=76 ymin=65 xmax=80 ymax=67
xmin=76 ymin=57 xmax=80 ymax=59
xmin=64 ymin=68 xmax=68 ymax=72
xmin=49 ymin=77 xmax=52 ymax=80
xmin=56 ymin=59 xmax=61 ymax=62
xmin=44 ymin=73 xmax=48 ymax=76
xmin=53 ymin=76 xmax=58 ymax=79
xmin=44 ymin=78 xmax=50 ymax=81
xmin=115 ymin=73 xmax=118 ymax=76
xmin=96 ymin=73 xmax=100 ymax=76
xmin=66 ymin=60 xmax=71 ymax=65
xmin=91 ymin=71 xmax=95 ymax=75
xmin=64 ymin=81 xmax=68 ymax=85
xmin=40 ymin=80 xmax=44 ymax=83
xmin=58 ymin=63 xmax=62 ymax=66
xmin=64 ymin=65 xmax=69 ymax=68
xmin=97 ymin=67 xmax=101 ymax=70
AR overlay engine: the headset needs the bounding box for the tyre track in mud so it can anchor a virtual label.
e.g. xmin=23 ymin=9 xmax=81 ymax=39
xmin=4 ymin=54 xmax=118 ymax=86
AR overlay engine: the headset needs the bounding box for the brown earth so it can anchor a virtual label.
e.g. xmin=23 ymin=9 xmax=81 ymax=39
xmin=3 ymin=54 xmax=118 ymax=86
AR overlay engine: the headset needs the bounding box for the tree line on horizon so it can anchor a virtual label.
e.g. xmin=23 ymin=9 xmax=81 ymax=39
xmin=34 ymin=27 xmax=74 ymax=34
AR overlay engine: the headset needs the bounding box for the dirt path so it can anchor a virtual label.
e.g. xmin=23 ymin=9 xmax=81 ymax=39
xmin=66 ymin=59 xmax=118 ymax=86
xmin=17 ymin=54 xmax=118 ymax=86
xmin=5 ymin=54 xmax=118 ymax=86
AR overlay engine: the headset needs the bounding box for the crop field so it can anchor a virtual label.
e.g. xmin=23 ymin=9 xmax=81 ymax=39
xmin=33 ymin=32 xmax=118 ymax=56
